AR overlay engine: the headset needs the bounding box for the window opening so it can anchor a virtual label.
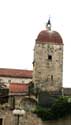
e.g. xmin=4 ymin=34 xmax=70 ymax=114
xmin=0 ymin=118 xmax=3 ymax=125
xmin=8 ymin=80 xmax=11 ymax=83
xmin=51 ymin=75 xmax=53 ymax=81
xmin=48 ymin=55 xmax=52 ymax=60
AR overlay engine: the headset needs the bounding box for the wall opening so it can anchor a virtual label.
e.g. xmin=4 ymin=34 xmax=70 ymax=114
xmin=48 ymin=55 xmax=52 ymax=60
xmin=0 ymin=118 xmax=3 ymax=125
xmin=51 ymin=75 xmax=53 ymax=81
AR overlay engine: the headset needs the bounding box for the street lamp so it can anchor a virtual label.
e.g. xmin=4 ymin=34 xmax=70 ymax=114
xmin=13 ymin=109 xmax=25 ymax=125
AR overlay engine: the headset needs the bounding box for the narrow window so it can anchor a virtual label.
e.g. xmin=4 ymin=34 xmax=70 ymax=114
xmin=51 ymin=75 xmax=53 ymax=81
xmin=0 ymin=118 xmax=3 ymax=125
xmin=48 ymin=55 xmax=52 ymax=60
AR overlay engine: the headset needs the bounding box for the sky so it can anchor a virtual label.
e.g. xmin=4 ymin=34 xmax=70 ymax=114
xmin=0 ymin=0 xmax=71 ymax=87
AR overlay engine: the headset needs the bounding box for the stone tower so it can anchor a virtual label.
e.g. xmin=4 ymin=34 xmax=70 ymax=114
xmin=33 ymin=19 xmax=63 ymax=92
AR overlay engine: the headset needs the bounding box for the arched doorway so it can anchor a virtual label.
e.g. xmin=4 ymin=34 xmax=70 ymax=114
xmin=20 ymin=97 xmax=37 ymax=111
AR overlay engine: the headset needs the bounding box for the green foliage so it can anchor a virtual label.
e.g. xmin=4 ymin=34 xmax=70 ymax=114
xmin=33 ymin=106 xmax=54 ymax=120
xmin=33 ymin=96 xmax=71 ymax=120
xmin=51 ymin=96 xmax=69 ymax=118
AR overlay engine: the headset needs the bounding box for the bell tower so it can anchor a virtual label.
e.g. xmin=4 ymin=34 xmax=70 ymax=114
xmin=33 ymin=20 xmax=63 ymax=92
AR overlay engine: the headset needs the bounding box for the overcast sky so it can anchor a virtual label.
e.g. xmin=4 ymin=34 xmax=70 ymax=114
xmin=0 ymin=0 xmax=71 ymax=87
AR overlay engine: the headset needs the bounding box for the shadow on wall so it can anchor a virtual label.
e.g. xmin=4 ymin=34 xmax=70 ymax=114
xmin=38 ymin=90 xmax=62 ymax=107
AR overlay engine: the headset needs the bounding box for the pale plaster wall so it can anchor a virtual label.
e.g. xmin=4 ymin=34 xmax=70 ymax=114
xmin=0 ymin=76 xmax=32 ymax=87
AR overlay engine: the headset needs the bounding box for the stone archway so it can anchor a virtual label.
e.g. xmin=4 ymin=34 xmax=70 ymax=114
xmin=19 ymin=97 xmax=37 ymax=111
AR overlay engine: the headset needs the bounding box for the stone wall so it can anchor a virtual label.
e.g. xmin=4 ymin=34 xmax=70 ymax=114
xmin=33 ymin=43 xmax=63 ymax=92
xmin=0 ymin=109 xmax=42 ymax=125
xmin=8 ymin=95 xmax=37 ymax=111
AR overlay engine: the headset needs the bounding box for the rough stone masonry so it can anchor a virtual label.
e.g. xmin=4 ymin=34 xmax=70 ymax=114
xmin=33 ymin=20 xmax=63 ymax=92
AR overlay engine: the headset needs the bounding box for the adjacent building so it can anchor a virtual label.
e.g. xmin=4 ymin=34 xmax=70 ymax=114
xmin=0 ymin=68 xmax=32 ymax=87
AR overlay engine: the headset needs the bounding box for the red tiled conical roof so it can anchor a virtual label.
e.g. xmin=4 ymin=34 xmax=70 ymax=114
xmin=36 ymin=30 xmax=63 ymax=44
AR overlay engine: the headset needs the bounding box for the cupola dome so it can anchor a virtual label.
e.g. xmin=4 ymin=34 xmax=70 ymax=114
xmin=36 ymin=19 xmax=63 ymax=44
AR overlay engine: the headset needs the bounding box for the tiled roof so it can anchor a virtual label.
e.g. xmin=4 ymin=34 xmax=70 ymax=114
xmin=36 ymin=30 xmax=63 ymax=44
xmin=0 ymin=68 xmax=32 ymax=78
xmin=9 ymin=83 xmax=29 ymax=93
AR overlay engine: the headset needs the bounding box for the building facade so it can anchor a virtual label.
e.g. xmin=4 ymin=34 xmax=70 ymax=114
xmin=33 ymin=20 xmax=63 ymax=92
xmin=0 ymin=68 xmax=32 ymax=87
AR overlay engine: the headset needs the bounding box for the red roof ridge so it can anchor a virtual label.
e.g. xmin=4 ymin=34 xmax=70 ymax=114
xmin=0 ymin=68 xmax=32 ymax=71
xmin=0 ymin=68 xmax=32 ymax=78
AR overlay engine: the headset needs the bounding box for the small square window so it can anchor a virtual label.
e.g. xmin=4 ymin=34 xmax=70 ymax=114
xmin=8 ymin=80 xmax=11 ymax=83
xmin=22 ymin=80 xmax=24 ymax=83
xmin=48 ymin=55 xmax=52 ymax=60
